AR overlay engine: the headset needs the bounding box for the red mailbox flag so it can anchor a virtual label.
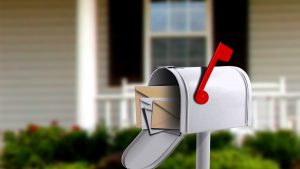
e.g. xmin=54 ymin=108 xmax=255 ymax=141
xmin=194 ymin=42 xmax=233 ymax=104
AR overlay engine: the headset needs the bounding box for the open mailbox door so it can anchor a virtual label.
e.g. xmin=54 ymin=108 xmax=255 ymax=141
xmin=122 ymin=130 xmax=184 ymax=169
xmin=122 ymin=66 xmax=252 ymax=169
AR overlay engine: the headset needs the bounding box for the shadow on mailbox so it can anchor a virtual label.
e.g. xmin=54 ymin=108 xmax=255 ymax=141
xmin=122 ymin=66 xmax=252 ymax=169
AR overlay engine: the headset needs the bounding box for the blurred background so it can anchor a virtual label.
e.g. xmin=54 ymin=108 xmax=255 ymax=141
xmin=0 ymin=0 xmax=300 ymax=168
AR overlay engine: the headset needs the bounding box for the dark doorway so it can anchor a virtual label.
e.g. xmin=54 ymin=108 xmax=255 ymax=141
xmin=213 ymin=0 xmax=249 ymax=71
xmin=108 ymin=0 xmax=144 ymax=86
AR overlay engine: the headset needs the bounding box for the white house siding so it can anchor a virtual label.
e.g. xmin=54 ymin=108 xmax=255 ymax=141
xmin=249 ymin=0 xmax=300 ymax=91
xmin=0 ymin=0 xmax=77 ymax=130
xmin=98 ymin=0 xmax=109 ymax=90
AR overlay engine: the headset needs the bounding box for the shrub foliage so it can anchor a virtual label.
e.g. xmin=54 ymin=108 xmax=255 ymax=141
xmin=2 ymin=126 xmax=298 ymax=169
xmin=2 ymin=124 xmax=109 ymax=169
xmin=159 ymin=149 xmax=279 ymax=169
xmin=244 ymin=130 xmax=300 ymax=169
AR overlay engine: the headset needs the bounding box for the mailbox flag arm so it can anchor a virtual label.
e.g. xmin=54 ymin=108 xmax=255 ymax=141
xmin=194 ymin=42 xmax=233 ymax=105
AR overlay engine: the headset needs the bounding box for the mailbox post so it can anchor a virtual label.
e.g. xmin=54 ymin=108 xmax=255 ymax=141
xmin=197 ymin=132 xmax=211 ymax=169
xmin=122 ymin=66 xmax=252 ymax=169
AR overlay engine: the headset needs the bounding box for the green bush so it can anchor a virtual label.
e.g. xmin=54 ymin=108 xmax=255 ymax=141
xmin=2 ymin=124 xmax=110 ymax=169
xmin=45 ymin=162 xmax=91 ymax=169
xmin=211 ymin=148 xmax=280 ymax=169
xmin=174 ymin=131 xmax=234 ymax=155
xmin=2 ymin=124 xmax=65 ymax=169
xmin=55 ymin=129 xmax=89 ymax=162
xmin=55 ymin=126 xmax=110 ymax=163
xmin=86 ymin=127 xmax=110 ymax=163
xmin=111 ymin=128 xmax=141 ymax=153
xmin=174 ymin=134 xmax=196 ymax=154
xmin=211 ymin=130 xmax=234 ymax=150
xmin=244 ymin=130 xmax=300 ymax=169
xmin=93 ymin=152 xmax=124 ymax=169
xmin=1 ymin=125 xmax=293 ymax=169
xmin=159 ymin=153 xmax=196 ymax=169
xmin=159 ymin=148 xmax=279 ymax=169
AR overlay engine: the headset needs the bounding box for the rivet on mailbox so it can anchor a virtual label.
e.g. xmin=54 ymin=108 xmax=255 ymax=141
xmin=122 ymin=43 xmax=252 ymax=169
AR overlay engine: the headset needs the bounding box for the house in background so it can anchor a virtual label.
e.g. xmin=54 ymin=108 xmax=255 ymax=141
xmin=0 ymin=0 xmax=300 ymax=132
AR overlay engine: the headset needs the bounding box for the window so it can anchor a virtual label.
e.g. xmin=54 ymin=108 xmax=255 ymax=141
xmin=149 ymin=0 xmax=210 ymax=70
xmin=152 ymin=38 xmax=206 ymax=67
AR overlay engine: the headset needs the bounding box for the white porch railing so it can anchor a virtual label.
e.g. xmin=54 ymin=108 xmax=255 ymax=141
xmin=97 ymin=77 xmax=300 ymax=134
xmin=96 ymin=79 xmax=143 ymax=129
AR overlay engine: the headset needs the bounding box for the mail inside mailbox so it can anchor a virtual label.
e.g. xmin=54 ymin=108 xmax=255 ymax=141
xmin=135 ymin=86 xmax=180 ymax=133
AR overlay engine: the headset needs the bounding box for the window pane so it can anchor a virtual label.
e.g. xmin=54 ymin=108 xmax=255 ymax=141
xmin=152 ymin=38 xmax=206 ymax=69
xmin=151 ymin=0 xmax=168 ymax=32
xmin=152 ymin=0 xmax=167 ymax=11
xmin=189 ymin=59 xmax=205 ymax=67
xmin=151 ymin=10 xmax=168 ymax=32
xmin=152 ymin=39 xmax=168 ymax=59
xmin=169 ymin=39 xmax=187 ymax=58
xmin=151 ymin=0 xmax=206 ymax=32
xmin=189 ymin=1 xmax=205 ymax=12
xmin=169 ymin=60 xmax=187 ymax=67
xmin=190 ymin=2 xmax=206 ymax=31
xmin=188 ymin=38 xmax=206 ymax=59
xmin=170 ymin=0 xmax=187 ymax=10
xmin=170 ymin=10 xmax=187 ymax=32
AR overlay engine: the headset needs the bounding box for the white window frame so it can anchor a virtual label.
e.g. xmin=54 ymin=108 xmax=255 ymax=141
xmin=143 ymin=0 xmax=213 ymax=82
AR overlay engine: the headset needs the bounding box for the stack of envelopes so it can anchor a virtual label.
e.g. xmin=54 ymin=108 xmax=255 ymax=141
xmin=135 ymin=86 xmax=181 ymax=135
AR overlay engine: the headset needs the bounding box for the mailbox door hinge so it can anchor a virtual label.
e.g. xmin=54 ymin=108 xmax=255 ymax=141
xmin=157 ymin=66 xmax=175 ymax=69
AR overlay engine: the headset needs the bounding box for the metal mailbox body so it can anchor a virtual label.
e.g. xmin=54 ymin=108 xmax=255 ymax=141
xmin=149 ymin=66 xmax=252 ymax=134
xmin=122 ymin=66 xmax=252 ymax=169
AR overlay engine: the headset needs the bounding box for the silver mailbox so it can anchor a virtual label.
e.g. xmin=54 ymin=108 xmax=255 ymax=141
xmin=122 ymin=66 xmax=252 ymax=169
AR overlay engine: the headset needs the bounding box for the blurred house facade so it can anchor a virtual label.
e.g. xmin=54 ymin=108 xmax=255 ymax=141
xmin=0 ymin=0 xmax=300 ymax=132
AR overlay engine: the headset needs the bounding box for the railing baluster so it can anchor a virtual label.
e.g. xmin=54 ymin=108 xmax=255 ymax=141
xmin=131 ymin=99 xmax=136 ymax=126
xmin=120 ymin=78 xmax=129 ymax=128
xmin=268 ymin=98 xmax=276 ymax=131
xmin=296 ymin=99 xmax=300 ymax=134
xmin=279 ymin=98 xmax=288 ymax=128
xmin=104 ymin=101 xmax=111 ymax=129
xmin=252 ymin=99 xmax=259 ymax=130
xmin=120 ymin=99 xmax=129 ymax=128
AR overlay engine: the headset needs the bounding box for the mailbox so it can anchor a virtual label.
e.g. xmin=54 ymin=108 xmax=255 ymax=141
xmin=122 ymin=66 xmax=252 ymax=169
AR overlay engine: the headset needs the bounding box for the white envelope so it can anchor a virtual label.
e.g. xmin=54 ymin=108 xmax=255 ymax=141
xmin=140 ymin=98 xmax=166 ymax=135
xmin=140 ymin=98 xmax=152 ymax=129
xmin=152 ymin=100 xmax=180 ymax=129
xmin=135 ymin=86 xmax=180 ymax=128
xmin=140 ymin=98 xmax=180 ymax=135
xmin=140 ymin=98 xmax=171 ymax=129
xmin=142 ymin=108 xmax=164 ymax=135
